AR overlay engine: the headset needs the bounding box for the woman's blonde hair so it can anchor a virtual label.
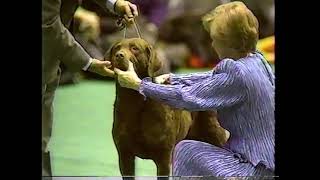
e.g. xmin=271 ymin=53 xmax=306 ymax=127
xmin=202 ymin=1 xmax=259 ymax=53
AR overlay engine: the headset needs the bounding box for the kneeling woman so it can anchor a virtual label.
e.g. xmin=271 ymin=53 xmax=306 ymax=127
xmin=115 ymin=1 xmax=275 ymax=178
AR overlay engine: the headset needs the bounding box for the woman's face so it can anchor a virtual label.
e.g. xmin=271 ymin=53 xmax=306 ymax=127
xmin=207 ymin=23 xmax=226 ymax=59
xmin=211 ymin=36 xmax=224 ymax=59
xmin=211 ymin=36 xmax=246 ymax=60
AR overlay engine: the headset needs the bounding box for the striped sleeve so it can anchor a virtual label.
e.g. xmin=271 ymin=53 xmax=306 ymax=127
xmin=169 ymin=70 xmax=214 ymax=85
xmin=139 ymin=68 xmax=246 ymax=111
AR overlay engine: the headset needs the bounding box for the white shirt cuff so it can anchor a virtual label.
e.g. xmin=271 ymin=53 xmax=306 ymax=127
xmin=82 ymin=58 xmax=93 ymax=71
xmin=106 ymin=0 xmax=118 ymax=13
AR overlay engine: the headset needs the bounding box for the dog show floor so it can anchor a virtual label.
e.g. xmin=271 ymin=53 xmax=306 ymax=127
xmin=50 ymin=68 xmax=210 ymax=177
xmin=51 ymin=80 xmax=156 ymax=176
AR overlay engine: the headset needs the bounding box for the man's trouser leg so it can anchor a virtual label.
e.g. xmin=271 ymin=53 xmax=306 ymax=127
xmin=42 ymin=73 xmax=60 ymax=177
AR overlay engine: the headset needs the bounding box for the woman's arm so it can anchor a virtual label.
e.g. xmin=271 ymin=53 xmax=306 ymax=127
xmin=169 ymin=70 xmax=215 ymax=85
xmin=139 ymin=71 xmax=246 ymax=111
xmin=115 ymin=59 xmax=246 ymax=111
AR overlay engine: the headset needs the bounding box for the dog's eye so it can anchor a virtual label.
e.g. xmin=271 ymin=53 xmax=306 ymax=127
xmin=131 ymin=46 xmax=140 ymax=53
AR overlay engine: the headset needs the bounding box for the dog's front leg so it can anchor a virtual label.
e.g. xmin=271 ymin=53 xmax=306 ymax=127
xmin=155 ymin=150 xmax=172 ymax=180
xmin=118 ymin=149 xmax=135 ymax=180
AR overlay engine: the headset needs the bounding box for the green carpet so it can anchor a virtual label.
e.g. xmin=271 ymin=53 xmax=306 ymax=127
xmin=50 ymin=80 xmax=157 ymax=176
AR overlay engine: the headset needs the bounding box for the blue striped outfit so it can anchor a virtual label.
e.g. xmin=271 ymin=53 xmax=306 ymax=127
xmin=138 ymin=52 xmax=275 ymax=179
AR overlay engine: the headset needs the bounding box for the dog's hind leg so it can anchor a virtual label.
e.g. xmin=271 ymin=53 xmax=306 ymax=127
xmin=118 ymin=149 xmax=135 ymax=180
xmin=155 ymin=150 xmax=172 ymax=180
xmin=188 ymin=111 xmax=228 ymax=147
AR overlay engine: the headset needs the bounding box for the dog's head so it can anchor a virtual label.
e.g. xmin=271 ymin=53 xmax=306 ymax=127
xmin=104 ymin=38 xmax=165 ymax=78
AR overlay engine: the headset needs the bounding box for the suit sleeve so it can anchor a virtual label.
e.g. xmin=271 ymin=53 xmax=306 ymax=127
xmin=42 ymin=0 xmax=91 ymax=72
xmin=92 ymin=0 xmax=118 ymax=14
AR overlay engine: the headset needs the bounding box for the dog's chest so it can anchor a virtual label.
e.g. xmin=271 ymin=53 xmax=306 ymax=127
xmin=114 ymin=98 xmax=171 ymax=135
xmin=113 ymin=96 xmax=181 ymax=144
xmin=113 ymin=87 xmax=193 ymax=159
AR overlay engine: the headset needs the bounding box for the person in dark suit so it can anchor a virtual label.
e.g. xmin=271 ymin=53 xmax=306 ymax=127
xmin=42 ymin=0 xmax=138 ymax=177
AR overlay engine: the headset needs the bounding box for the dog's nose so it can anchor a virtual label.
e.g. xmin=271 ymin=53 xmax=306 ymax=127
xmin=115 ymin=52 xmax=124 ymax=59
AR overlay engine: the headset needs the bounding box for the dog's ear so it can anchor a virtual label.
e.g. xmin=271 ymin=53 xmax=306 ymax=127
xmin=104 ymin=42 xmax=116 ymax=61
xmin=104 ymin=40 xmax=122 ymax=62
xmin=146 ymin=45 xmax=166 ymax=77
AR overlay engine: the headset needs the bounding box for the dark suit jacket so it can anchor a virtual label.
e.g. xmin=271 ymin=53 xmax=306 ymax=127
xmin=42 ymin=0 xmax=114 ymax=85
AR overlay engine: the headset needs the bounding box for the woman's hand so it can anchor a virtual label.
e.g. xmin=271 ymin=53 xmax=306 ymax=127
xmin=153 ymin=74 xmax=171 ymax=84
xmin=114 ymin=61 xmax=141 ymax=90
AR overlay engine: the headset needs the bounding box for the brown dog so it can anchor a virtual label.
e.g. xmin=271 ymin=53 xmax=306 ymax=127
xmin=105 ymin=38 xmax=228 ymax=180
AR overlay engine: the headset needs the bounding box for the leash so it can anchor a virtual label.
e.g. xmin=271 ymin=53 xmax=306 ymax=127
xmin=116 ymin=3 xmax=142 ymax=39
xmin=116 ymin=16 xmax=142 ymax=39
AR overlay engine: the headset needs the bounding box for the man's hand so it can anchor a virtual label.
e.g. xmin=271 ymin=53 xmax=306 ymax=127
xmin=88 ymin=59 xmax=115 ymax=77
xmin=153 ymin=74 xmax=171 ymax=84
xmin=114 ymin=61 xmax=141 ymax=90
xmin=115 ymin=0 xmax=138 ymax=24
